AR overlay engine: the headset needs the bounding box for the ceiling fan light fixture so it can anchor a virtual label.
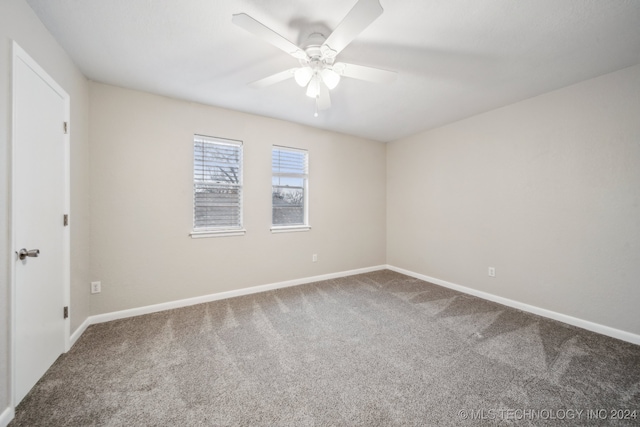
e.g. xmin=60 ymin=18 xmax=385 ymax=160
xmin=321 ymin=68 xmax=340 ymax=90
xmin=306 ymin=76 xmax=321 ymax=98
xmin=294 ymin=67 xmax=313 ymax=87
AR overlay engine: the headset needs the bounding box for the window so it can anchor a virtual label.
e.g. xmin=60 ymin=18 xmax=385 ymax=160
xmin=191 ymin=135 xmax=244 ymax=238
xmin=272 ymin=146 xmax=310 ymax=232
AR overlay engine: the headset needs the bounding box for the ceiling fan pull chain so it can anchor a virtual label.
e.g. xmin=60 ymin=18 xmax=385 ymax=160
xmin=314 ymin=97 xmax=319 ymax=117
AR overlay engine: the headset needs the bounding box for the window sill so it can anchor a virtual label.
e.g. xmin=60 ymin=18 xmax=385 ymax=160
xmin=190 ymin=229 xmax=246 ymax=239
xmin=270 ymin=225 xmax=311 ymax=234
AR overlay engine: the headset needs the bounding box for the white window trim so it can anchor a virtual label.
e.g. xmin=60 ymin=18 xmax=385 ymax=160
xmin=192 ymin=134 xmax=244 ymax=236
xmin=190 ymin=228 xmax=246 ymax=239
xmin=270 ymin=225 xmax=311 ymax=233
xmin=272 ymin=145 xmax=310 ymax=230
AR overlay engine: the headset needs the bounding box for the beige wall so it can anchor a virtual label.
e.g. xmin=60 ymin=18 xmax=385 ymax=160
xmin=89 ymin=82 xmax=387 ymax=315
xmin=387 ymin=64 xmax=640 ymax=336
xmin=0 ymin=0 xmax=91 ymax=412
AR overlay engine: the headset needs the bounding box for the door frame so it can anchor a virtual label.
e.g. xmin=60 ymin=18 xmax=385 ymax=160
xmin=10 ymin=41 xmax=71 ymax=407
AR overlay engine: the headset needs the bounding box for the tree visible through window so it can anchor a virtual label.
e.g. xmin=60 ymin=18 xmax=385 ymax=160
xmin=272 ymin=146 xmax=308 ymax=227
xmin=193 ymin=135 xmax=243 ymax=230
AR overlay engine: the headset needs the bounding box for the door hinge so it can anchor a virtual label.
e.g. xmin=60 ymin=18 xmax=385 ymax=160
xmin=63 ymin=214 xmax=69 ymax=226
xmin=63 ymin=121 xmax=68 ymax=134
xmin=63 ymin=306 xmax=69 ymax=319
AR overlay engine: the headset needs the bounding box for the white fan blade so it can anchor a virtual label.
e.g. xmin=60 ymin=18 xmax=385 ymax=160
xmin=232 ymin=13 xmax=307 ymax=59
xmin=249 ymin=68 xmax=296 ymax=88
xmin=322 ymin=0 xmax=383 ymax=56
xmin=317 ymin=83 xmax=331 ymax=110
xmin=334 ymin=62 xmax=396 ymax=83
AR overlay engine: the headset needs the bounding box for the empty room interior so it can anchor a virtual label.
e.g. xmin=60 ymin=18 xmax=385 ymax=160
xmin=1 ymin=0 xmax=640 ymax=425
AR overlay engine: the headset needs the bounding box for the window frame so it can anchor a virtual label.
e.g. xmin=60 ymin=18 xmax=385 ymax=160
xmin=190 ymin=134 xmax=245 ymax=239
xmin=271 ymin=145 xmax=310 ymax=233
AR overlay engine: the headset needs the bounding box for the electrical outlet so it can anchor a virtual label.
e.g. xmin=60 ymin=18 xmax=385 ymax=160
xmin=488 ymin=267 xmax=496 ymax=277
xmin=91 ymin=281 xmax=101 ymax=294
xmin=312 ymin=254 xmax=318 ymax=262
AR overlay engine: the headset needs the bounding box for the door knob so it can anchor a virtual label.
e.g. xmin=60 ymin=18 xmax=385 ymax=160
xmin=17 ymin=248 xmax=40 ymax=260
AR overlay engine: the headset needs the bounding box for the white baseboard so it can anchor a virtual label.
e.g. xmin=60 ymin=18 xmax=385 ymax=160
xmin=386 ymin=265 xmax=640 ymax=346
xmin=77 ymin=265 xmax=387 ymax=335
xmin=0 ymin=407 xmax=14 ymax=427
xmin=70 ymin=317 xmax=90 ymax=348
xmin=70 ymin=263 xmax=639 ymax=347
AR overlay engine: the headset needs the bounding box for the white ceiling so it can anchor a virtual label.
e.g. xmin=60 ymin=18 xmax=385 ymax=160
xmin=26 ymin=0 xmax=640 ymax=142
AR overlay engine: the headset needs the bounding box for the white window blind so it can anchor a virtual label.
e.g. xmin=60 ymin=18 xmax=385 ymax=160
xmin=193 ymin=135 xmax=243 ymax=231
xmin=272 ymin=146 xmax=308 ymax=228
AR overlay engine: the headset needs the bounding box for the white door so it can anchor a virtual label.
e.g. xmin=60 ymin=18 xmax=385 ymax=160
xmin=12 ymin=43 xmax=69 ymax=405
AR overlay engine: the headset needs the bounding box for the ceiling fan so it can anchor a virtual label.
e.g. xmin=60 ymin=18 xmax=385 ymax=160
xmin=232 ymin=0 xmax=397 ymax=116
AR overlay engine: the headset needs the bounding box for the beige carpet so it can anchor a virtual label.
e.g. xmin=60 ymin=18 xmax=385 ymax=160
xmin=11 ymin=270 xmax=640 ymax=426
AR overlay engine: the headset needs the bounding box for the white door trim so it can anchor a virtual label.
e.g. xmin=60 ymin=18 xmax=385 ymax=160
xmin=10 ymin=41 xmax=71 ymax=408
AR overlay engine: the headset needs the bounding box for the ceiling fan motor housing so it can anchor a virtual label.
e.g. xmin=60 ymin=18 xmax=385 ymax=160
xmin=301 ymin=33 xmax=336 ymax=65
